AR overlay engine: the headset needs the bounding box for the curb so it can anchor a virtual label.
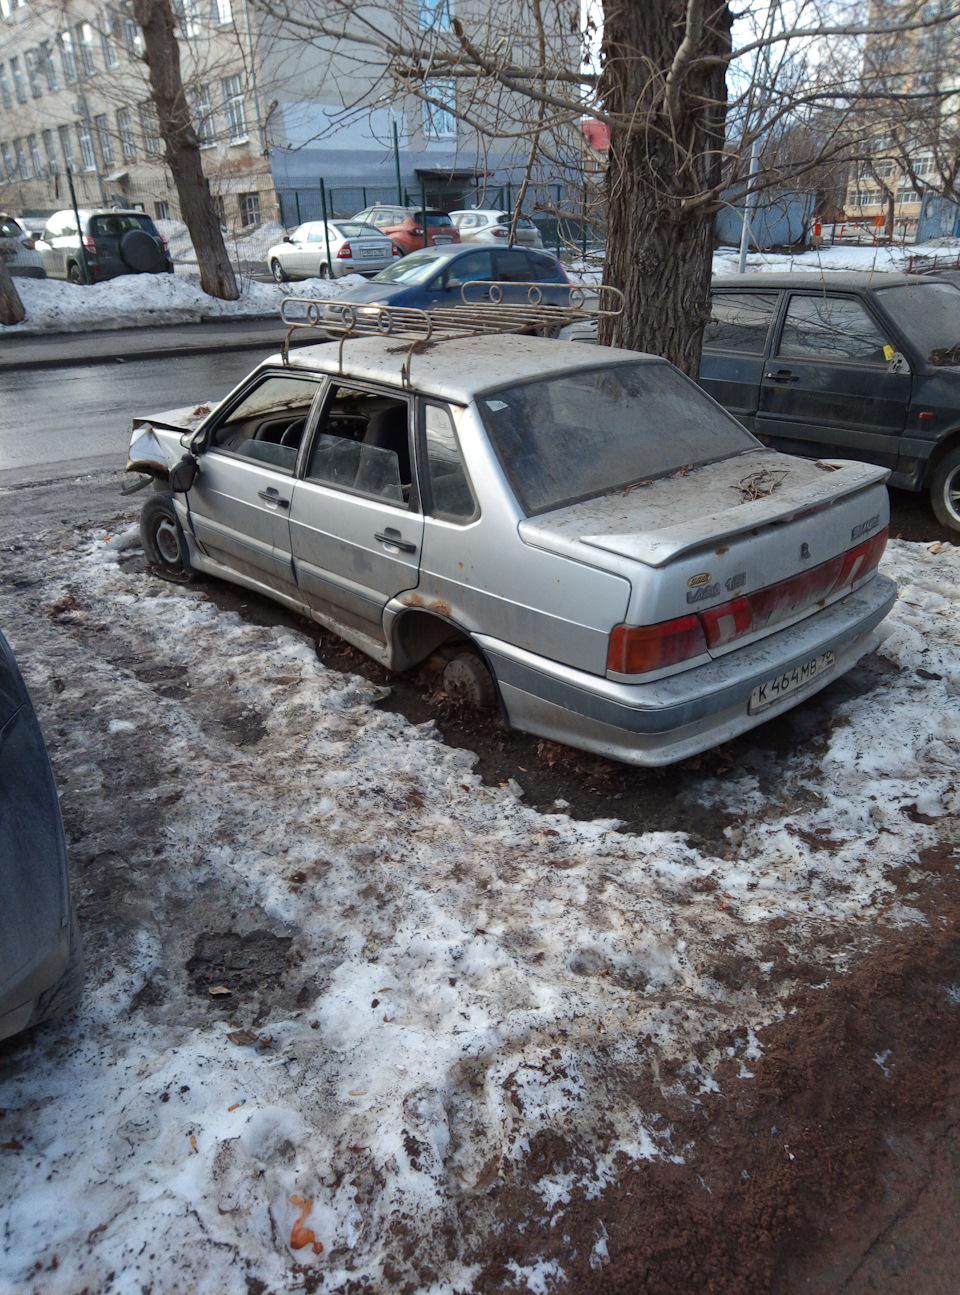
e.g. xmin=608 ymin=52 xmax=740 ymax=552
xmin=0 ymin=321 xmax=288 ymax=372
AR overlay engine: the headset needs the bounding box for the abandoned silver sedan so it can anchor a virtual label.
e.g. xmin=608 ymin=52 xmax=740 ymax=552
xmin=126 ymin=320 xmax=896 ymax=766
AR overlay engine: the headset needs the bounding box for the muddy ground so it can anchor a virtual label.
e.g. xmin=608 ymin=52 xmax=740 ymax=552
xmin=2 ymin=476 xmax=958 ymax=1293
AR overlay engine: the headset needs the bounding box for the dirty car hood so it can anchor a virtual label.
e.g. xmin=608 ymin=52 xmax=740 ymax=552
xmin=519 ymin=451 xmax=890 ymax=568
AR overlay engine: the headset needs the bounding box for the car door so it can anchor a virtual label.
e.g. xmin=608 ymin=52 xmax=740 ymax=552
xmin=288 ymin=381 xmax=422 ymax=639
xmin=699 ymin=290 xmax=779 ymax=431
xmin=185 ymin=370 xmax=324 ymax=595
xmin=755 ymin=291 xmax=911 ymax=466
xmin=284 ymin=224 xmax=311 ymax=277
xmin=417 ymin=249 xmax=496 ymax=307
xmin=40 ymin=213 xmax=70 ymax=277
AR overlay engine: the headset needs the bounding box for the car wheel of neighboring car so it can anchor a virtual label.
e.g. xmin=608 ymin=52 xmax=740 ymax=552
xmin=319 ymin=263 xmax=331 ymax=279
xmin=442 ymin=650 xmax=498 ymax=709
xmin=931 ymin=446 xmax=960 ymax=533
xmin=120 ymin=228 xmax=165 ymax=273
xmin=67 ymin=262 xmax=84 ymax=284
xmin=140 ymin=492 xmax=193 ymax=582
xmin=26 ymin=909 xmax=83 ymax=1032
xmin=271 ymin=258 xmax=288 ymax=283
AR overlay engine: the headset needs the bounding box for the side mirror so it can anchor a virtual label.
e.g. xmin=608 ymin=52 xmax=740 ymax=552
xmin=444 ymin=277 xmax=462 ymax=290
xmin=169 ymin=455 xmax=199 ymax=493
xmin=283 ymin=235 xmax=292 ymax=243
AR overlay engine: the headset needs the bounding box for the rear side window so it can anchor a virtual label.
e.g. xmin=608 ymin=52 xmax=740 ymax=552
xmin=778 ymin=295 xmax=890 ymax=364
xmin=526 ymin=251 xmax=562 ymax=280
xmin=496 ymin=249 xmax=533 ymax=281
xmin=704 ymin=292 xmax=778 ymax=353
xmin=423 ymin=404 xmax=477 ymax=521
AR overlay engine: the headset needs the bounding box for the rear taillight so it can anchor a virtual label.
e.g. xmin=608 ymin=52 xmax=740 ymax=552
xmin=492 ymin=227 xmax=508 ymax=237
xmin=610 ymin=528 xmax=888 ymax=674
xmin=607 ymin=616 xmax=708 ymax=675
xmin=159 ymin=235 xmax=169 ymax=251
xmin=392 ymin=243 xmax=402 ymax=256
xmin=337 ymin=243 xmax=352 ymax=258
xmin=82 ymin=234 xmax=96 ymax=250
xmin=412 ymin=225 xmax=423 ymax=235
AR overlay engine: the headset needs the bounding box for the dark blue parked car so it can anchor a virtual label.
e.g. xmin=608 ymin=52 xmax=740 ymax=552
xmin=0 ymin=631 xmax=81 ymax=1041
xmin=329 ymin=243 xmax=570 ymax=313
xmin=700 ymin=272 xmax=960 ymax=533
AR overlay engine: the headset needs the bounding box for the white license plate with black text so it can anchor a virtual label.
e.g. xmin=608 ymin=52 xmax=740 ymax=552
xmin=749 ymin=650 xmax=836 ymax=713
xmin=433 ymin=236 xmax=452 ymax=244
xmin=359 ymin=247 xmax=381 ymax=258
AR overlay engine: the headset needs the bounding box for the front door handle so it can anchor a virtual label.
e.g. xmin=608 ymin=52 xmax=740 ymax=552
xmin=764 ymin=369 xmax=799 ymax=383
xmin=375 ymin=530 xmax=417 ymax=553
xmin=258 ymin=488 xmax=289 ymax=509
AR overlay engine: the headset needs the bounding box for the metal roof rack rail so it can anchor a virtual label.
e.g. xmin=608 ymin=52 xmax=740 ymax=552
xmin=279 ymin=282 xmax=623 ymax=381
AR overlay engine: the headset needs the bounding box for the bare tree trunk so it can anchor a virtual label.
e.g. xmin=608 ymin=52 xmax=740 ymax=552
xmin=0 ymin=254 xmax=25 ymax=326
xmin=132 ymin=0 xmax=239 ymax=301
xmin=885 ymin=191 xmax=895 ymax=239
xmin=599 ymin=1 xmax=731 ymax=376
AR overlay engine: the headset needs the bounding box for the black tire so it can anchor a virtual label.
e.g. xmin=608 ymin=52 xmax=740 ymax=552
xmin=931 ymin=447 xmax=960 ymax=534
xmin=26 ymin=910 xmax=83 ymax=1031
xmin=140 ymin=492 xmax=193 ymax=582
xmin=271 ymin=258 xmax=288 ymax=283
xmin=119 ymin=228 xmax=165 ymax=273
xmin=442 ymin=651 xmax=498 ymax=709
xmin=67 ymin=262 xmax=84 ymax=284
xmin=319 ymin=262 xmax=331 ymax=279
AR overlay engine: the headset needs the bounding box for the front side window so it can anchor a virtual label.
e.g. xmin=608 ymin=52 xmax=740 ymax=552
xmin=423 ymin=80 xmax=456 ymax=139
xmin=704 ymin=292 xmax=778 ymax=353
xmin=778 ymin=295 xmax=890 ymax=364
xmin=439 ymin=249 xmax=494 ymax=286
xmin=306 ymin=385 xmax=412 ymax=505
xmin=423 ymin=404 xmax=476 ymax=520
xmin=478 ymin=360 xmax=758 ymax=516
xmin=222 ymin=73 xmax=246 ymax=141
xmin=209 ymin=373 xmax=323 ymax=472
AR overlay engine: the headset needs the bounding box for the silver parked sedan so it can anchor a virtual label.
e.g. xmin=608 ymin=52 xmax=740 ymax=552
xmin=126 ymin=327 xmax=895 ymax=767
xmin=267 ymin=221 xmax=397 ymax=281
xmin=450 ymin=209 xmax=544 ymax=248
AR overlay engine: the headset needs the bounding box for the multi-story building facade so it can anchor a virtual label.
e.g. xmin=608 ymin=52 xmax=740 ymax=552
xmin=0 ymin=0 xmax=580 ymax=231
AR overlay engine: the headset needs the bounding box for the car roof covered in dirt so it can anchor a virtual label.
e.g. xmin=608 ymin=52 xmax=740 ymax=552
xmin=712 ymin=271 xmax=922 ymax=292
xmin=273 ymin=334 xmax=660 ymax=404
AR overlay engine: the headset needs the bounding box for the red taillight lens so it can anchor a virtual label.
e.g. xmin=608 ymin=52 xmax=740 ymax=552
xmin=337 ymin=243 xmax=352 ymax=258
xmin=829 ymin=529 xmax=887 ymax=594
xmin=159 ymin=235 xmax=169 ymax=251
xmin=82 ymin=234 xmax=96 ymax=250
xmin=492 ymin=227 xmax=508 ymax=237
xmin=412 ymin=226 xmax=423 ymax=235
xmin=607 ymin=616 xmax=708 ymax=675
xmin=392 ymin=243 xmax=402 ymax=256
xmin=699 ymin=596 xmax=754 ymax=649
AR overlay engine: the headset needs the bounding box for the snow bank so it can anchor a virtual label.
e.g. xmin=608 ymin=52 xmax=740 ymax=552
xmin=155 ymin=218 xmax=288 ymax=266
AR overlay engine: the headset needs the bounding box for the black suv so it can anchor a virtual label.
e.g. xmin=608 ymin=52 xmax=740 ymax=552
xmin=38 ymin=207 xmax=173 ymax=283
xmin=700 ymin=272 xmax=960 ymax=532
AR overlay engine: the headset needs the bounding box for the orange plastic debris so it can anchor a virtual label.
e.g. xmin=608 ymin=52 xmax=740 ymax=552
xmin=289 ymin=1195 xmax=323 ymax=1255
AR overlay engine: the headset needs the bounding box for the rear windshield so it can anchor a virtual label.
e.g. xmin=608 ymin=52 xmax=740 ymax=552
xmin=478 ymin=361 xmax=758 ymax=515
xmin=90 ymin=213 xmax=157 ymax=238
xmin=335 ymin=221 xmax=385 ymax=238
xmin=493 ymin=212 xmax=536 ymax=228
xmin=873 ymin=280 xmax=960 ymax=363
xmin=413 ymin=210 xmax=453 ymax=226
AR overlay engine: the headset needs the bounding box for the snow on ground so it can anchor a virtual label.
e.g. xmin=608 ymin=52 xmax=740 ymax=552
xmin=156 ymin=218 xmax=287 ymax=268
xmin=0 ymin=519 xmax=957 ymax=1293
xmin=0 ymin=268 xmax=367 ymax=336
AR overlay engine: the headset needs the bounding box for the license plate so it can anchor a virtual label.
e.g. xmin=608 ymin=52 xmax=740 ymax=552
xmin=359 ymin=247 xmax=381 ymax=258
xmin=749 ymin=650 xmax=836 ymax=714
xmin=432 ymin=236 xmax=452 ymax=244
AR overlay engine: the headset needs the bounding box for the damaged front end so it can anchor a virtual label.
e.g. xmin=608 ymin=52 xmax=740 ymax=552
xmin=125 ymin=404 xmax=214 ymax=494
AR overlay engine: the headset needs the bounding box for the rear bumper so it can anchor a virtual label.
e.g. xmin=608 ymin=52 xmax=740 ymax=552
xmin=478 ymin=574 xmax=897 ymax=767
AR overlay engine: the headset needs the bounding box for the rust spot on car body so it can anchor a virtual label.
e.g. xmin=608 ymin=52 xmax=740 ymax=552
xmin=401 ymin=594 xmax=425 ymax=607
xmin=429 ymin=600 xmax=452 ymax=618
xmin=126 ymin=458 xmax=169 ymax=478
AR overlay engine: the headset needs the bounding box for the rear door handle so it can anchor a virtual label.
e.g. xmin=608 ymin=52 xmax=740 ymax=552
xmin=375 ymin=530 xmax=417 ymax=553
xmin=258 ymin=488 xmax=289 ymax=509
xmin=764 ymin=369 xmax=799 ymax=383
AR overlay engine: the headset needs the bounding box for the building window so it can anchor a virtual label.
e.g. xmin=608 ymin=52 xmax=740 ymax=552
xmin=28 ymin=133 xmax=44 ymax=176
xmin=0 ymin=65 xmax=12 ymax=109
xmin=419 ymin=0 xmax=451 ymax=29
xmin=123 ymin=17 xmax=144 ymax=57
xmin=101 ymin=12 xmax=119 ymax=69
xmin=222 ymin=74 xmax=246 ymax=141
xmin=180 ymin=0 xmax=202 ymax=38
xmin=188 ymin=83 xmax=214 ymax=144
xmin=117 ymin=107 xmax=137 ymax=159
xmin=10 ymin=56 xmax=27 ymax=102
xmin=59 ymin=32 xmax=78 ymax=83
xmin=40 ymin=40 xmax=58 ymax=90
xmin=155 ymin=199 xmax=170 ymax=220
xmin=94 ymin=114 xmax=114 ymax=165
xmin=77 ymin=121 xmax=97 ymax=171
xmin=423 ymin=80 xmax=456 ymax=138
xmin=213 ymin=0 xmax=233 ymax=23
xmin=77 ymin=22 xmax=97 ymax=75
xmin=42 ymin=128 xmax=57 ymax=174
xmin=240 ymin=191 xmax=261 ymax=226
xmin=140 ymin=100 xmax=163 ymax=155
xmin=58 ymin=123 xmax=77 ymax=172
xmin=14 ymin=138 xmax=30 ymax=180
xmin=25 ymin=48 xmax=43 ymax=97
xmin=1 ymin=143 xmax=15 ymax=182
xmin=212 ymin=194 xmax=226 ymax=224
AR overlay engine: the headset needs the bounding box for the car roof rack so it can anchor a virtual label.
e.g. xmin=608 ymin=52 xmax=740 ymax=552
xmin=278 ymin=281 xmax=624 ymax=384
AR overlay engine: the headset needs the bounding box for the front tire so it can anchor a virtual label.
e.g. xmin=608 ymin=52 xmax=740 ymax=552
xmin=140 ymin=492 xmax=193 ymax=582
xmin=271 ymin=258 xmax=287 ymax=283
xmin=931 ymin=447 xmax=960 ymax=533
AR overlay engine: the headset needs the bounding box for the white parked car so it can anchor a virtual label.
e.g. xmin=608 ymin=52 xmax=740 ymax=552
xmin=267 ymin=221 xmax=397 ymax=281
xmin=0 ymin=213 xmax=46 ymax=278
xmin=450 ymin=209 xmax=544 ymax=248
xmin=126 ymin=299 xmax=896 ymax=768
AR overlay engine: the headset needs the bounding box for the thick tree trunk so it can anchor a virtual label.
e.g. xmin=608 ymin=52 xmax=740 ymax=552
xmin=0 ymin=252 xmax=26 ymax=326
xmin=599 ymin=1 xmax=731 ymax=376
xmin=132 ymin=0 xmax=239 ymax=300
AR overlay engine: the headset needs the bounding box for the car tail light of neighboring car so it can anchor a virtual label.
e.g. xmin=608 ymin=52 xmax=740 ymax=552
xmin=608 ymin=527 xmax=888 ymax=674
xmin=392 ymin=243 xmax=402 ymax=256
xmin=82 ymin=234 xmax=96 ymax=251
xmin=337 ymin=243 xmax=352 ymax=259
xmin=492 ymin=227 xmax=508 ymax=238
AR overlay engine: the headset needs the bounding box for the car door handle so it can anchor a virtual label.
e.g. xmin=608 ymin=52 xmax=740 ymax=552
xmin=375 ymin=530 xmax=417 ymax=553
xmin=258 ymin=488 xmax=289 ymax=508
xmin=764 ymin=370 xmax=799 ymax=383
